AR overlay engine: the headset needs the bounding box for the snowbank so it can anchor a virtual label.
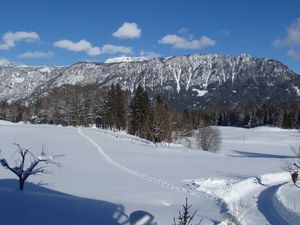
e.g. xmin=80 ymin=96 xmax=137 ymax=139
xmin=185 ymin=172 xmax=290 ymax=225
xmin=0 ymin=120 xmax=15 ymax=125
xmin=185 ymin=172 xmax=289 ymax=202
xmin=273 ymin=183 xmax=300 ymax=224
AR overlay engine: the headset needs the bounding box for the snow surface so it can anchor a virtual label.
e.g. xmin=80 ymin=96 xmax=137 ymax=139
xmin=0 ymin=122 xmax=299 ymax=225
xmin=293 ymin=86 xmax=300 ymax=97
xmin=39 ymin=66 xmax=53 ymax=73
xmin=273 ymin=183 xmax=300 ymax=224
xmin=13 ymin=77 xmax=25 ymax=83
xmin=105 ymin=56 xmax=148 ymax=63
xmin=192 ymin=88 xmax=208 ymax=97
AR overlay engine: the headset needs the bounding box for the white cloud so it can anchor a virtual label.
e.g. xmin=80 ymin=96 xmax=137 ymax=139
xmin=112 ymin=22 xmax=141 ymax=39
xmin=18 ymin=51 xmax=54 ymax=59
xmin=0 ymin=58 xmax=11 ymax=66
xmin=273 ymin=18 xmax=300 ymax=47
xmin=87 ymin=47 xmax=101 ymax=56
xmin=140 ymin=50 xmax=160 ymax=58
xmin=102 ymin=44 xmax=132 ymax=54
xmin=273 ymin=18 xmax=300 ymax=61
xmin=287 ymin=49 xmax=300 ymax=61
xmin=53 ymin=39 xmax=101 ymax=56
xmin=0 ymin=31 xmax=39 ymax=50
xmin=159 ymin=34 xmax=216 ymax=49
xmin=53 ymin=39 xmax=133 ymax=56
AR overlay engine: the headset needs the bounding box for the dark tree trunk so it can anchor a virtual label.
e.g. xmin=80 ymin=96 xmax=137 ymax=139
xmin=19 ymin=178 xmax=25 ymax=191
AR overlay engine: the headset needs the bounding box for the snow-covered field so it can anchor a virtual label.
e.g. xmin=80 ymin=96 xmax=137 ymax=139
xmin=0 ymin=121 xmax=300 ymax=225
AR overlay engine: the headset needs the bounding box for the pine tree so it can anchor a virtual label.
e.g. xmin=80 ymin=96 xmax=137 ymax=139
xmin=114 ymin=83 xmax=127 ymax=130
xmin=153 ymin=95 xmax=172 ymax=142
xmin=102 ymin=84 xmax=127 ymax=130
xmin=129 ymin=85 xmax=153 ymax=140
xmin=103 ymin=84 xmax=116 ymax=129
xmin=282 ymin=111 xmax=293 ymax=129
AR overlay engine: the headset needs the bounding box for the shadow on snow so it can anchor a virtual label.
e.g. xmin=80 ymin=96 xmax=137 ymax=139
xmin=0 ymin=179 xmax=130 ymax=225
xmin=257 ymin=183 xmax=289 ymax=225
xmin=228 ymin=150 xmax=294 ymax=159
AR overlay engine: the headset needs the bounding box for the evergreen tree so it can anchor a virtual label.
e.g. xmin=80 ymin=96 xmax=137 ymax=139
xmin=152 ymin=95 xmax=172 ymax=142
xmin=114 ymin=83 xmax=127 ymax=130
xmin=129 ymin=85 xmax=153 ymax=140
xmin=282 ymin=111 xmax=293 ymax=129
xmin=103 ymin=84 xmax=116 ymax=129
xmin=102 ymin=84 xmax=127 ymax=130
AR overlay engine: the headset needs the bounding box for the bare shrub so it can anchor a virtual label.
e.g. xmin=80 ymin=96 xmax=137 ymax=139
xmin=227 ymin=199 xmax=247 ymax=225
xmin=196 ymin=126 xmax=222 ymax=152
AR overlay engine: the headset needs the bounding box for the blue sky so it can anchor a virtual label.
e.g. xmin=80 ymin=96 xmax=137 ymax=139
xmin=0 ymin=0 xmax=300 ymax=73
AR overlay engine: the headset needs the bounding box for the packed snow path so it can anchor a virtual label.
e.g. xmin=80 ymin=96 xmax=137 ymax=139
xmin=78 ymin=127 xmax=208 ymax=200
xmin=258 ymin=183 xmax=289 ymax=225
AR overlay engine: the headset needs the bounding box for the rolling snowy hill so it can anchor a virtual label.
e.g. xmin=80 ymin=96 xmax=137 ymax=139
xmin=0 ymin=121 xmax=299 ymax=224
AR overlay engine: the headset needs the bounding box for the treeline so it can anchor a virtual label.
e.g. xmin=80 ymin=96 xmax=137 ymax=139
xmin=0 ymin=84 xmax=193 ymax=143
xmin=189 ymin=102 xmax=300 ymax=129
xmin=0 ymin=84 xmax=107 ymax=125
xmin=1 ymin=84 xmax=300 ymax=143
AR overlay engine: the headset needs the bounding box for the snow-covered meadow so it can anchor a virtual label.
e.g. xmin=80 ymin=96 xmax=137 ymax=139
xmin=0 ymin=121 xmax=300 ymax=225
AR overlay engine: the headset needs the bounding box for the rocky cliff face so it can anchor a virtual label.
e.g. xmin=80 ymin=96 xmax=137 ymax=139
xmin=1 ymin=54 xmax=299 ymax=110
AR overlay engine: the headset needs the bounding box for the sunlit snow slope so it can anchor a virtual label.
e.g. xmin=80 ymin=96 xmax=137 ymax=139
xmin=0 ymin=122 xmax=299 ymax=224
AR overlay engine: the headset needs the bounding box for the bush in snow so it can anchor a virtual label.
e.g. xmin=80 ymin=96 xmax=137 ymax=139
xmin=196 ymin=126 xmax=221 ymax=152
xmin=227 ymin=199 xmax=247 ymax=225
xmin=0 ymin=143 xmax=63 ymax=191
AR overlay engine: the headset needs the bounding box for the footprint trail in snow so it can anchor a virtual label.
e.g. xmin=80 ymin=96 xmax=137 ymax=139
xmin=78 ymin=127 xmax=211 ymax=200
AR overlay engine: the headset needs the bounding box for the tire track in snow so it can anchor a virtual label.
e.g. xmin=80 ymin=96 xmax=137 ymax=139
xmin=78 ymin=127 xmax=210 ymax=200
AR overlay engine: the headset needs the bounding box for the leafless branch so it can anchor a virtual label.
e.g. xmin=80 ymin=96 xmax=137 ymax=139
xmin=0 ymin=143 xmax=63 ymax=191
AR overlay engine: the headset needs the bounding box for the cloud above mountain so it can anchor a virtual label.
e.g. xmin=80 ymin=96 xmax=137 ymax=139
xmin=53 ymin=39 xmax=101 ymax=56
xmin=273 ymin=17 xmax=300 ymax=61
xmin=0 ymin=31 xmax=39 ymax=50
xmin=112 ymin=22 xmax=141 ymax=39
xmin=18 ymin=51 xmax=54 ymax=59
xmin=101 ymin=44 xmax=132 ymax=54
xmin=273 ymin=18 xmax=300 ymax=47
xmin=159 ymin=34 xmax=216 ymax=49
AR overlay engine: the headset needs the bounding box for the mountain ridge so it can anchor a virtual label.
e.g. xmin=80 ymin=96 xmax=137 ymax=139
xmin=1 ymin=54 xmax=299 ymax=110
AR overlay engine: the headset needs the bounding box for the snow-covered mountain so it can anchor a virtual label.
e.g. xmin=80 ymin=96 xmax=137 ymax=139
xmin=0 ymin=54 xmax=299 ymax=109
xmin=105 ymin=56 xmax=149 ymax=63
